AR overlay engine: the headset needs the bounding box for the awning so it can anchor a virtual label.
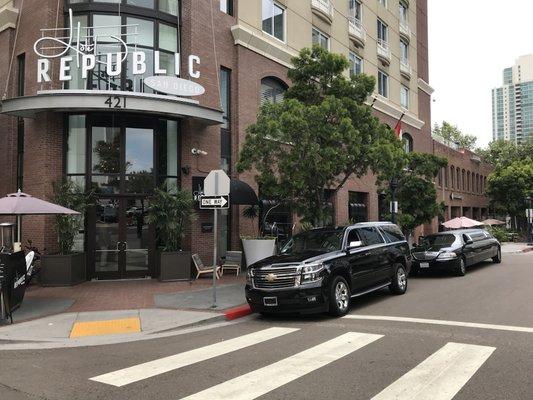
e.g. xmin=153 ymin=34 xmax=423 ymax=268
xmin=230 ymin=179 xmax=258 ymax=205
xmin=0 ymin=90 xmax=224 ymax=125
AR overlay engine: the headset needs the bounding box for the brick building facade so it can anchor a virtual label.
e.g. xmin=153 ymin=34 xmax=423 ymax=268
xmin=0 ymin=0 xmax=491 ymax=281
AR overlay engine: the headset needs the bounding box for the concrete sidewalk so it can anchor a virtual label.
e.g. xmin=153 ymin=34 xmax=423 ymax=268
xmin=501 ymin=242 xmax=533 ymax=254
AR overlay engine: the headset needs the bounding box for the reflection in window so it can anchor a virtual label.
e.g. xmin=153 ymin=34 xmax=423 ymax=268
xmin=126 ymin=128 xmax=154 ymax=174
xmin=260 ymin=77 xmax=287 ymax=105
xmin=312 ymin=28 xmax=329 ymax=50
xmin=159 ymin=23 xmax=178 ymax=53
xmin=262 ymin=0 xmax=285 ymax=41
xmin=92 ymin=126 xmax=121 ymax=174
xmin=68 ymin=115 xmax=86 ymax=174
xmin=160 ymin=0 xmax=179 ymax=16
xmin=157 ymin=119 xmax=179 ymax=193
xmin=127 ymin=0 xmax=154 ymax=8
xmin=349 ymin=52 xmax=363 ymax=76
xmin=127 ymin=17 xmax=154 ymax=48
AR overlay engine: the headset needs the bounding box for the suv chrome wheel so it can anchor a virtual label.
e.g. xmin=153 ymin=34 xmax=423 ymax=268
xmin=335 ymin=281 xmax=349 ymax=311
xmin=397 ymin=268 xmax=407 ymax=291
xmin=389 ymin=264 xmax=408 ymax=295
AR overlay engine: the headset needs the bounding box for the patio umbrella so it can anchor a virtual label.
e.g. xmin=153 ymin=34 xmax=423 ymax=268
xmin=0 ymin=190 xmax=79 ymax=243
xmin=442 ymin=216 xmax=483 ymax=230
xmin=481 ymin=218 xmax=506 ymax=226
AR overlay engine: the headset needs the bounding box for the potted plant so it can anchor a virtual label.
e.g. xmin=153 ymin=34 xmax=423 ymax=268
xmin=41 ymin=181 xmax=92 ymax=286
xmin=240 ymin=205 xmax=276 ymax=267
xmin=146 ymin=188 xmax=196 ymax=281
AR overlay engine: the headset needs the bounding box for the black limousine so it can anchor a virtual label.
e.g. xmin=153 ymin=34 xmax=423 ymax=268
xmin=411 ymin=229 xmax=501 ymax=276
xmin=245 ymin=222 xmax=412 ymax=317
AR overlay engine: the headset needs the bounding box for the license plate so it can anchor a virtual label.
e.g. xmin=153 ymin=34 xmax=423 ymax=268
xmin=420 ymin=262 xmax=430 ymax=269
xmin=263 ymin=297 xmax=278 ymax=306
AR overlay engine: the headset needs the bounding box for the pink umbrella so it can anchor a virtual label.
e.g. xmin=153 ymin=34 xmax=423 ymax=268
xmin=481 ymin=218 xmax=506 ymax=226
xmin=442 ymin=216 xmax=483 ymax=230
xmin=0 ymin=190 xmax=79 ymax=242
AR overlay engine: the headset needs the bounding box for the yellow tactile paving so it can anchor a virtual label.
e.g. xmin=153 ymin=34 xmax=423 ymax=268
xmin=70 ymin=317 xmax=141 ymax=338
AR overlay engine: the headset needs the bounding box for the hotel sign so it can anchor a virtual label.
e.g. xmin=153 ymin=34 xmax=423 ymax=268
xmin=33 ymin=9 xmax=205 ymax=97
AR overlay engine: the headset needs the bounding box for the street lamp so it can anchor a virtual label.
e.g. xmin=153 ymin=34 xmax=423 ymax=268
xmin=526 ymin=195 xmax=533 ymax=246
xmin=390 ymin=177 xmax=399 ymax=224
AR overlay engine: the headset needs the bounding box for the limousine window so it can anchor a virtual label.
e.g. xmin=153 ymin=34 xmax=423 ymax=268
xmin=357 ymin=227 xmax=384 ymax=246
xmin=280 ymin=229 xmax=344 ymax=254
xmin=421 ymin=234 xmax=456 ymax=250
xmin=381 ymin=224 xmax=405 ymax=243
xmin=470 ymin=232 xmax=486 ymax=242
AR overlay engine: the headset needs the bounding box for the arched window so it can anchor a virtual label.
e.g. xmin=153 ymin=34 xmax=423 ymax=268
xmin=260 ymin=77 xmax=287 ymax=105
xmin=467 ymin=171 xmax=471 ymax=191
xmin=401 ymin=132 xmax=413 ymax=153
xmin=450 ymin=166 xmax=455 ymax=189
xmin=462 ymin=169 xmax=465 ymax=191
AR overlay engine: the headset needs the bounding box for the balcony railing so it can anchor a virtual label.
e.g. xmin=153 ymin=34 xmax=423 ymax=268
xmin=399 ymin=20 xmax=411 ymax=41
xmin=400 ymin=59 xmax=412 ymax=79
xmin=348 ymin=18 xmax=366 ymax=46
xmin=311 ymin=0 xmax=333 ymax=22
xmin=377 ymin=39 xmax=391 ymax=64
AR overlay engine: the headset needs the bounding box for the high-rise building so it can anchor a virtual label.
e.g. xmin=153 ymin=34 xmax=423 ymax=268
xmin=492 ymin=54 xmax=533 ymax=144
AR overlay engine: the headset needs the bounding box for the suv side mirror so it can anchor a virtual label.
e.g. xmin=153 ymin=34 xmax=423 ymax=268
xmin=464 ymin=238 xmax=474 ymax=245
xmin=348 ymin=240 xmax=363 ymax=249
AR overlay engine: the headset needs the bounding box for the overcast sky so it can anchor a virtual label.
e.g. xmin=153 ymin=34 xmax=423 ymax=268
xmin=428 ymin=0 xmax=533 ymax=148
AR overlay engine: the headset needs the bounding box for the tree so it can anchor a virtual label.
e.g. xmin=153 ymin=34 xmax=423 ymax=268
xmin=477 ymin=139 xmax=533 ymax=168
xmin=237 ymin=46 xmax=405 ymax=226
xmin=382 ymin=153 xmax=447 ymax=237
xmin=433 ymin=121 xmax=477 ymax=150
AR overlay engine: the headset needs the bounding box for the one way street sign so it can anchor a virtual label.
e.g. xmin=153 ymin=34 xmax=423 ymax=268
xmin=199 ymin=195 xmax=230 ymax=209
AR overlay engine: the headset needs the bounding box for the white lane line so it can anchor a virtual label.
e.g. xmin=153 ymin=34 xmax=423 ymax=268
xmin=371 ymin=342 xmax=495 ymax=400
xmin=343 ymin=315 xmax=533 ymax=333
xmin=90 ymin=327 xmax=299 ymax=387
xmin=180 ymin=332 xmax=383 ymax=400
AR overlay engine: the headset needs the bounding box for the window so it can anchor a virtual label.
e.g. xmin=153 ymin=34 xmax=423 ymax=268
xmin=127 ymin=0 xmax=154 ymax=8
xmin=402 ymin=132 xmax=413 ymax=153
xmin=438 ymin=168 xmax=443 ymax=187
xmin=357 ymin=227 xmax=384 ymax=246
xmin=349 ymin=192 xmax=368 ymax=223
xmin=450 ymin=167 xmax=455 ymax=188
xmin=16 ymin=119 xmax=24 ymax=190
xmin=260 ymin=77 xmax=287 ymax=105
xmin=400 ymin=39 xmax=409 ymax=63
xmin=378 ymin=0 xmax=387 ymax=7
xmin=400 ymin=85 xmax=409 ymax=109
xmin=377 ymin=19 xmax=388 ymax=44
xmin=220 ymin=68 xmax=231 ymax=172
xmin=380 ymin=225 xmax=405 ymax=243
xmin=462 ymin=169 xmax=466 ymax=190
xmin=378 ymin=70 xmax=388 ymax=97
xmin=159 ymin=0 xmax=179 ymax=16
xmin=349 ymin=52 xmax=363 ymax=76
xmin=220 ymin=0 xmax=233 ymax=15
xmin=399 ymin=1 xmax=408 ymax=24
xmin=312 ymin=28 xmax=329 ymax=50
xmin=262 ymin=0 xmax=285 ymax=41
xmin=349 ymin=0 xmax=362 ymax=21
xmin=17 ymin=54 xmax=25 ymax=97
xmin=346 ymin=229 xmax=361 ymax=245
xmin=66 ymin=115 xmax=86 ymax=188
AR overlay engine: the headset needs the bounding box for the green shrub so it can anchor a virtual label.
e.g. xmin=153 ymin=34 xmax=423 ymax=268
xmin=487 ymin=226 xmax=509 ymax=242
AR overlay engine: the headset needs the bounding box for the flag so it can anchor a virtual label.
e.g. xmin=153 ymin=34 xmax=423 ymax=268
xmin=394 ymin=113 xmax=405 ymax=137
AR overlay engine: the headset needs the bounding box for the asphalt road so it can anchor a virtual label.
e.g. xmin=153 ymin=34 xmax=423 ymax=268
xmin=1 ymin=252 xmax=532 ymax=400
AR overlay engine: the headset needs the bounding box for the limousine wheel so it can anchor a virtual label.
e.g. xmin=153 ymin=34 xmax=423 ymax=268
xmin=455 ymin=258 xmax=466 ymax=276
xmin=389 ymin=264 xmax=407 ymax=295
xmin=492 ymin=247 xmax=502 ymax=264
xmin=328 ymin=276 xmax=350 ymax=317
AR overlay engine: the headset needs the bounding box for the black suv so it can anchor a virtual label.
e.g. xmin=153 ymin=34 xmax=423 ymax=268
xmin=245 ymin=222 xmax=411 ymax=317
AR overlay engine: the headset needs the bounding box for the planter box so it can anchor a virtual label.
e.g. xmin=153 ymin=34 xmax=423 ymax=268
xmin=242 ymin=239 xmax=276 ymax=267
xmin=159 ymin=251 xmax=191 ymax=282
xmin=41 ymin=253 xmax=86 ymax=287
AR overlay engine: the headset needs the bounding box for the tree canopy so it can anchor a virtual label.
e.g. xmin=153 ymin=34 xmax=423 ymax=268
xmin=433 ymin=121 xmax=477 ymax=150
xmin=237 ymin=46 xmax=405 ymax=225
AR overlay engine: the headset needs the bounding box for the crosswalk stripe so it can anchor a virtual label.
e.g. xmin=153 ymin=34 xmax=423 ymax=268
xmin=90 ymin=327 xmax=299 ymax=387
xmin=180 ymin=332 xmax=383 ymax=400
xmin=371 ymin=342 xmax=496 ymax=400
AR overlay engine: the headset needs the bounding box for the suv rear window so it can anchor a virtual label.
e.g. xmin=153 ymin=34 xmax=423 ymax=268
xmin=380 ymin=224 xmax=405 ymax=243
xmin=357 ymin=227 xmax=384 ymax=246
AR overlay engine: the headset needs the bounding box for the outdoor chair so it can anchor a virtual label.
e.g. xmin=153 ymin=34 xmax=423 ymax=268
xmin=221 ymin=251 xmax=243 ymax=276
xmin=192 ymin=254 xmax=221 ymax=280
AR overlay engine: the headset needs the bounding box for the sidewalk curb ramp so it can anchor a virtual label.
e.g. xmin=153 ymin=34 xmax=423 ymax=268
xmin=224 ymin=304 xmax=252 ymax=320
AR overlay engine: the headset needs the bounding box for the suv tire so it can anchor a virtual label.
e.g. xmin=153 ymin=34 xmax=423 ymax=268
xmin=492 ymin=247 xmax=502 ymax=264
xmin=389 ymin=263 xmax=408 ymax=295
xmin=328 ymin=275 xmax=350 ymax=317
xmin=455 ymin=257 xmax=466 ymax=276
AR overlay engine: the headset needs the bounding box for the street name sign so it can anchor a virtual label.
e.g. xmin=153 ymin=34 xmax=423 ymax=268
xmin=200 ymin=195 xmax=229 ymax=209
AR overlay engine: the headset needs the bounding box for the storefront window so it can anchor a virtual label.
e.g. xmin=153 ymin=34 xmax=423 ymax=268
xmin=159 ymin=23 xmax=178 ymax=52
xmin=127 ymin=18 xmax=154 ymax=47
xmin=157 ymin=119 xmax=179 ymax=193
xmin=67 ymin=115 xmax=86 ymax=175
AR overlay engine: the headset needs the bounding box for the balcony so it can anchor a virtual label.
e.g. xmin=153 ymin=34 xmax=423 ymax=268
xmin=377 ymin=39 xmax=391 ymax=65
xmin=399 ymin=21 xmax=411 ymax=42
xmin=311 ymin=0 xmax=333 ymax=23
xmin=400 ymin=60 xmax=412 ymax=79
xmin=348 ymin=18 xmax=366 ymax=47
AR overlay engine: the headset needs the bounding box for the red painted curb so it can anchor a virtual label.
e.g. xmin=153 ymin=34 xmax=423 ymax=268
xmin=225 ymin=304 xmax=252 ymax=320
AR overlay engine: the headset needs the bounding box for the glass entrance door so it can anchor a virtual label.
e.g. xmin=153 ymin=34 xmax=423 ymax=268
xmin=93 ymin=197 xmax=150 ymax=279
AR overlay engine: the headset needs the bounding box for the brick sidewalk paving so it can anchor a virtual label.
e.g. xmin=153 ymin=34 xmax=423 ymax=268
xmin=25 ymin=275 xmax=245 ymax=313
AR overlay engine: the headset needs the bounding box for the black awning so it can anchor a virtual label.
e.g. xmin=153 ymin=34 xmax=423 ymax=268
xmin=230 ymin=179 xmax=258 ymax=205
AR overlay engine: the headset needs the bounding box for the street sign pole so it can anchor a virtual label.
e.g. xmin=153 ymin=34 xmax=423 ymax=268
xmin=212 ymin=208 xmax=218 ymax=308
